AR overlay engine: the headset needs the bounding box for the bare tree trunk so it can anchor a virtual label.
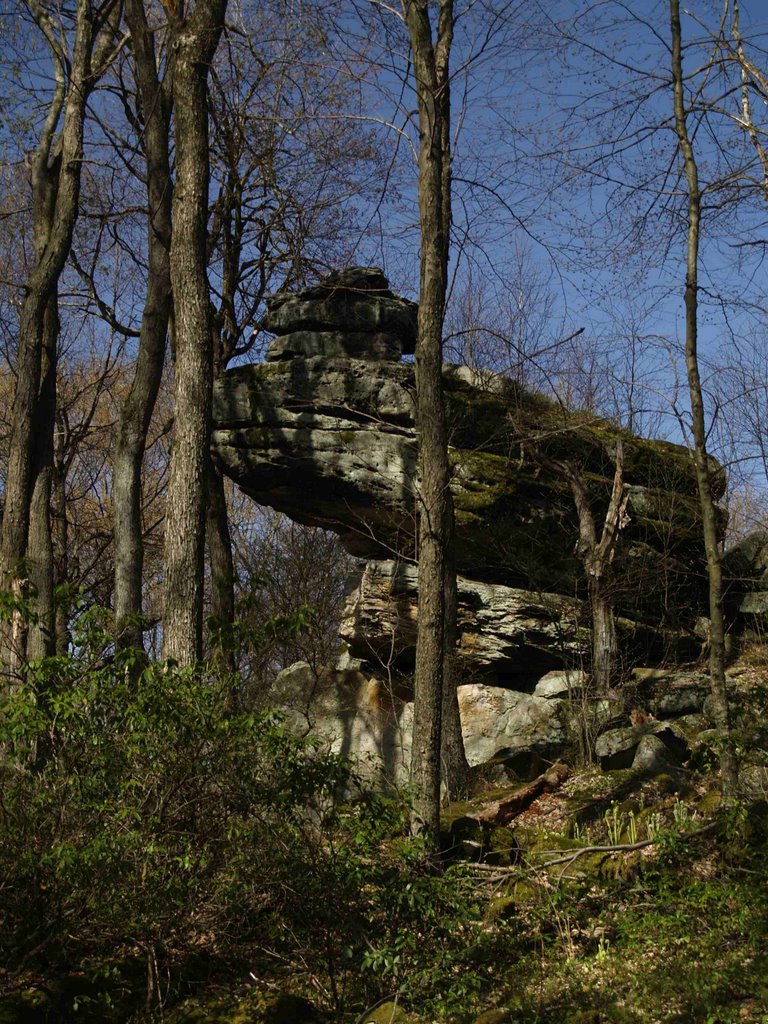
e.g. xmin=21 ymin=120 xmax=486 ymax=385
xmin=670 ymin=0 xmax=738 ymax=797
xmin=433 ymin=0 xmax=468 ymax=799
xmin=114 ymin=0 xmax=173 ymax=651
xmin=441 ymin=559 xmax=470 ymax=797
xmin=162 ymin=1 xmax=227 ymax=666
xmin=563 ymin=443 xmax=627 ymax=695
xmin=52 ymin=428 xmax=69 ymax=656
xmin=26 ymin=297 xmax=58 ymax=662
xmin=404 ymin=0 xmax=459 ymax=843
xmin=1 ymin=2 xmax=103 ymax=681
xmin=206 ymin=456 xmax=235 ymax=669
xmin=589 ymin=578 xmax=617 ymax=695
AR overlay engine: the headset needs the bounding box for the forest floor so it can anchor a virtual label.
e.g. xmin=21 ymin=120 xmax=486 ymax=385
xmin=171 ymin=649 xmax=768 ymax=1024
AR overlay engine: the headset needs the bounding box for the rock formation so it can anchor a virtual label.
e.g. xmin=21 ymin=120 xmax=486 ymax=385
xmin=724 ymin=528 xmax=768 ymax=625
xmin=211 ymin=267 xmax=724 ymax=779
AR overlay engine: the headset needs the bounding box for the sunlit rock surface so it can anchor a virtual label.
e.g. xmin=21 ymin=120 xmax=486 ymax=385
xmin=213 ymin=268 xmax=718 ymax=633
xmin=211 ymin=268 xmax=731 ymax=778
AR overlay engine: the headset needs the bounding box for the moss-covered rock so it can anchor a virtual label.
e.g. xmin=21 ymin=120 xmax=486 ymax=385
xmin=213 ymin=354 xmax=718 ymax=633
xmin=362 ymin=1000 xmax=422 ymax=1023
xmin=165 ymin=991 xmax=320 ymax=1024
xmin=473 ymin=1009 xmax=514 ymax=1024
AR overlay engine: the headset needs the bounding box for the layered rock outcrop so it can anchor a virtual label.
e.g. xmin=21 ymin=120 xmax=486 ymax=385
xmin=724 ymin=528 xmax=768 ymax=624
xmin=213 ymin=267 xmax=717 ymax=636
xmin=270 ymin=659 xmax=711 ymax=784
xmin=337 ymin=560 xmax=697 ymax=690
xmin=211 ymin=267 xmax=723 ymax=778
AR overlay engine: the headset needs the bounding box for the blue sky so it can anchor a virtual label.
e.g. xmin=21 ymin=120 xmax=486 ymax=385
xmin=3 ymin=0 xmax=768 ymax=506
xmin=331 ymin=0 xmax=768 ymax=497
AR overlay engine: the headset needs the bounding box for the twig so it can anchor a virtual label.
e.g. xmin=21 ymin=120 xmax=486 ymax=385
xmin=465 ymin=822 xmax=718 ymax=879
xmin=541 ymin=822 xmax=718 ymax=868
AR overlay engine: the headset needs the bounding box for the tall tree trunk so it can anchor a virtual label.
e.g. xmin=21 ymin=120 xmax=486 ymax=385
xmin=162 ymin=1 xmax=227 ymax=666
xmin=26 ymin=296 xmax=58 ymax=662
xmin=670 ymin=0 xmax=738 ymax=797
xmin=1 ymin=2 xmax=100 ymax=681
xmin=588 ymin=578 xmax=617 ymax=696
xmin=114 ymin=0 xmax=173 ymax=651
xmin=435 ymin=6 xmax=467 ymax=800
xmin=52 ymin=427 xmax=69 ymax=656
xmin=404 ymin=0 xmax=461 ymax=843
xmin=206 ymin=456 xmax=235 ymax=669
xmin=441 ymin=561 xmax=469 ymax=797
xmin=202 ymin=172 xmax=242 ymax=659
xmin=562 ymin=443 xmax=627 ymax=696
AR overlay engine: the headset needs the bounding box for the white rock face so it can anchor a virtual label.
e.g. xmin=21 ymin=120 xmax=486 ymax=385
xmin=271 ymin=660 xmax=715 ymax=784
xmin=457 ymin=685 xmax=568 ymax=766
xmin=272 ymin=662 xmax=570 ymax=782
xmin=533 ymin=670 xmax=590 ymax=699
xmin=272 ymin=662 xmax=413 ymax=782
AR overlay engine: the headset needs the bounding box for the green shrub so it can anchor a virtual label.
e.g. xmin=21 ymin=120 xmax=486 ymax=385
xmin=0 ymin=623 xmax=492 ymax=1022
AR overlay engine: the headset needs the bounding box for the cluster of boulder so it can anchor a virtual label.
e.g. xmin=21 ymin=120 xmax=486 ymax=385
xmin=211 ymin=268 xmax=755 ymax=783
xmin=270 ymin=658 xmax=716 ymax=783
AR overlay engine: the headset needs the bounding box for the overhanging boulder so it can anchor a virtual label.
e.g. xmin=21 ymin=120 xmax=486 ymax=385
xmin=211 ymin=267 xmax=721 ymax=692
xmin=212 ymin=358 xmax=716 ymax=628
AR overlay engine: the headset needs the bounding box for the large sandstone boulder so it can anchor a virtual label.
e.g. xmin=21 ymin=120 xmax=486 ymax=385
xmin=265 ymin=267 xmax=418 ymax=351
xmin=213 ymin=338 xmax=718 ymax=631
xmin=631 ymin=668 xmax=710 ymax=717
xmin=594 ymin=721 xmax=690 ymax=771
xmin=271 ymin=661 xmax=720 ymax=784
xmin=272 ymin=661 xmax=578 ymax=782
xmin=212 ymin=357 xmax=417 ymax=558
xmin=272 ymin=661 xmax=413 ymax=781
xmin=457 ymin=684 xmax=569 ymax=766
xmin=339 ymin=560 xmax=590 ymax=685
xmin=724 ymin=528 xmax=768 ymax=623
xmin=211 ymin=268 xmax=723 ymax=724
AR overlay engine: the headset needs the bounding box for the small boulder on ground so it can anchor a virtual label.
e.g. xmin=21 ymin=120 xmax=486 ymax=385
xmin=533 ymin=669 xmax=590 ymax=699
xmin=595 ymin=721 xmax=689 ymax=771
xmin=362 ymin=1000 xmax=422 ymax=1023
xmin=632 ymin=733 xmax=678 ymax=773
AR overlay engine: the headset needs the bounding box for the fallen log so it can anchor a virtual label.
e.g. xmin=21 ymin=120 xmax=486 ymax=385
xmin=471 ymin=762 xmax=570 ymax=826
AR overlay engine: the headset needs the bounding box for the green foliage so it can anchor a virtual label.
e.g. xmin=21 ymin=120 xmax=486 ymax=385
xmin=5 ymin=619 xmax=768 ymax=1024
xmin=487 ymin=805 xmax=768 ymax=1024
xmin=1 ymin=641 xmax=348 ymax=966
xmin=0 ymin=622 xmax=496 ymax=1022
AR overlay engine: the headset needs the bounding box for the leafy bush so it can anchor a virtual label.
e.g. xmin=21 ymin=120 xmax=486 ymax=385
xmin=0 ymin=619 xmax=491 ymax=1021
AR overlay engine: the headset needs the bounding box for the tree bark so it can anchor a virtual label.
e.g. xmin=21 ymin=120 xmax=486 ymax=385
xmin=404 ymin=0 xmax=464 ymax=843
xmin=206 ymin=455 xmax=235 ymax=669
xmin=441 ymin=562 xmax=470 ymax=797
xmin=563 ymin=442 xmax=627 ymax=695
xmin=114 ymin=0 xmax=173 ymax=651
xmin=473 ymin=762 xmax=570 ymax=826
xmin=52 ymin=424 xmax=69 ymax=656
xmin=26 ymin=296 xmax=58 ymax=662
xmin=162 ymin=0 xmax=227 ymax=666
xmin=670 ymin=0 xmax=738 ymax=797
xmin=1 ymin=1 xmax=102 ymax=680
xmin=588 ymin=578 xmax=617 ymax=696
